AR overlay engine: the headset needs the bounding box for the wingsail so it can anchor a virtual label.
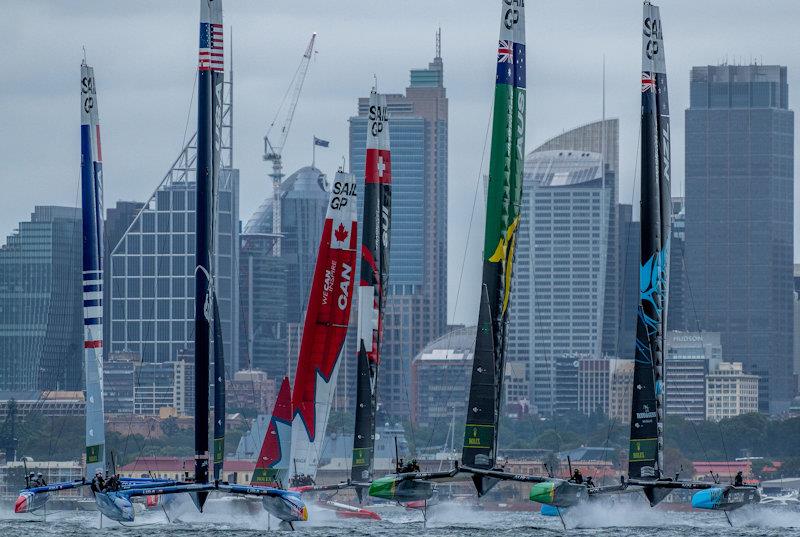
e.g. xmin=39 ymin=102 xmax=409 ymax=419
xmin=80 ymin=61 xmax=107 ymax=479
xmin=252 ymin=377 xmax=292 ymax=488
xmin=351 ymin=90 xmax=391 ymax=487
xmin=290 ymin=171 xmax=359 ymax=479
xmin=461 ymin=0 xmax=526 ymax=485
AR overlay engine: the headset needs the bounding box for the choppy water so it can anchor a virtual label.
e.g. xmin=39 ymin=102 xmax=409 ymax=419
xmin=3 ymin=500 xmax=800 ymax=536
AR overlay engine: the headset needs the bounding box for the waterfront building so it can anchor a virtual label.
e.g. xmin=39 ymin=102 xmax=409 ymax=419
xmin=349 ymin=35 xmax=448 ymax=417
xmin=103 ymin=351 xmax=137 ymax=415
xmin=0 ymin=206 xmax=82 ymax=391
xmin=609 ymin=360 xmax=634 ymax=423
xmin=665 ymin=331 xmax=722 ymax=421
xmin=705 ymin=362 xmax=760 ymax=421
xmin=617 ymin=204 xmax=639 ymax=360
xmin=133 ymin=358 xmax=194 ymax=416
xmin=685 ymin=64 xmax=794 ymax=413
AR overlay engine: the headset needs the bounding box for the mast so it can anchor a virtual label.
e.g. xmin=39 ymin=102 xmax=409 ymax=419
xmin=629 ymin=1 xmax=668 ymax=481
xmin=251 ymin=377 xmax=292 ymax=488
xmin=289 ymin=171 xmax=359 ymax=479
xmin=461 ymin=0 xmax=526 ymax=482
xmin=351 ymin=89 xmax=391 ymax=488
xmin=195 ymin=0 xmax=223 ymax=504
xmin=80 ymin=61 xmax=106 ymax=478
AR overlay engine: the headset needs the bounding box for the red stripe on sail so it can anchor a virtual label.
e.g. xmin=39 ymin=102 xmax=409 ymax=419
xmin=95 ymin=125 xmax=103 ymax=162
xmin=365 ymin=149 xmax=392 ymax=184
xmin=84 ymin=340 xmax=102 ymax=348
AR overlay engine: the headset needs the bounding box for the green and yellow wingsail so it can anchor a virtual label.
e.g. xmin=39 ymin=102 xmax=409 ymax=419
xmin=462 ymin=0 xmax=526 ymax=476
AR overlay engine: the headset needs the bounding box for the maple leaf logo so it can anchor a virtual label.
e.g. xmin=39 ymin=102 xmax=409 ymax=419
xmin=334 ymin=223 xmax=349 ymax=243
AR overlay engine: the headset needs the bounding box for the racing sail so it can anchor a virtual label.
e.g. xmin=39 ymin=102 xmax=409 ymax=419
xmin=290 ymin=171 xmax=359 ymax=479
xmin=629 ymin=1 xmax=669 ymax=484
xmin=80 ymin=61 xmax=106 ymax=478
xmin=252 ymin=377 xmax=292 ymax=488
xmin=461 ymin=0 xmax=526 ymax=481
xmin=350 ymin=90 xmax=391 ymax=486
xmin=194 ymin=0 xmax=224 ymax=507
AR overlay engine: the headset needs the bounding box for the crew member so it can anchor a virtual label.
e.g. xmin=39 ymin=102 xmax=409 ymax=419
xmin=91 ymin=470 xmax=105 ymax=493
xmin=36 ymin=473 xmax=46 ymax=487
xmin=734 ymin=471 xmax=744 ymax=486
xmin=571 ymin=468 xmax=583 ymax=484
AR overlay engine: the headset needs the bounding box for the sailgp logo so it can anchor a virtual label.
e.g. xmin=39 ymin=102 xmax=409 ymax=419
xmin=643 ymin=16 xmax=661 ymax=60
xmin=503 ymin=0 xmax=524 ymax=30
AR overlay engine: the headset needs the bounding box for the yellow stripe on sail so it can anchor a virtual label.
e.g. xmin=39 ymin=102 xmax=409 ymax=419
xmin=487 ymin=215 xmax=520 ymax=315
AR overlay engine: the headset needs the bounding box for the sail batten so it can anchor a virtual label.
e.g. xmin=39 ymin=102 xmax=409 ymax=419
xmin=351 ymin=91 xmax=391 ymax=485
xmin=629 ymin=1 xmax=669 ymax=482
xmin=290 ymin=172 xmax=358 ymax=480
xmin=461 ymin=0 xmax=526 ymax=473
xmin=80 ymin=62 xmax=106 ymax=478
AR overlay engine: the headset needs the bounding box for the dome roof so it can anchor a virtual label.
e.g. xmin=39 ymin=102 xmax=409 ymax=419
xmin=244 ymin=165 xmax=328 ymax=235
xmin=415 ymin=325 xmax=477 ymax=359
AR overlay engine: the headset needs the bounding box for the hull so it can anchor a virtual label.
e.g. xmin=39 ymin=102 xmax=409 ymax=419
xmin=692 ymin=486 xmax=761 ymax=511
xmin=94 ymin=492 xmax=134 ymax=522
xmin=529 ymin=480 xmax=587 ymax=508
xmin=369 ymin=476 xmax=435 ymax=503
xmin=14 ymin=491 xmax=50 ymax=513
xmin=261 ymin=491 xmax=308 ymax=522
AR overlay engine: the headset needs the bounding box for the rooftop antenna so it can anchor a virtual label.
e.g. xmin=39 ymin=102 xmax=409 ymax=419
xmin=436 ymin=26 xmax=441 ymax=58
xmin=82 ymin=46 xmax=87 ymax=64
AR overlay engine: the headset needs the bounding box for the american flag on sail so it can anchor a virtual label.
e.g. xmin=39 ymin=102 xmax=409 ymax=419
xmin=199 ymin=23 xmax=224 ymax=72
xmin=641 ymin=71 xmax=655 ymax=93
xmin=497 ymin=40 xmax=513 ymax=63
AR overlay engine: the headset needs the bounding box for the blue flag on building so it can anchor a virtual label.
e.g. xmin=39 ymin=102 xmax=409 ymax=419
xmin=313 ymin=136 xmax=330 ymax=148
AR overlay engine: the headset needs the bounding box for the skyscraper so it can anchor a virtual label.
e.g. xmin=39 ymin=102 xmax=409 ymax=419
xmin=510 ymin=149 xmax=614 ymax=415
xmin=535 ymin=119 xmax=620 ymax=357
xmin=618 ymin=204 xmax=639 ymax=359
xmin=0 ymin=206 xmax=83 ymax=391
xmin=685 ymin=64 xmax=794 ymax=413
xmin=240 ymin=165 xmax=328 ymax=378
xmin=667 ymin=197 xmax=689 ymax=332
xmin=109 ymin=79 xmax=239 ymax=369
xmin=348 ymin=35 xmax=448 ymax=417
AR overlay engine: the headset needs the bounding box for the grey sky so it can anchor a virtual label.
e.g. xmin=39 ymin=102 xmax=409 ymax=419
xmin=2 ymin=0 xmax=798 ymax=325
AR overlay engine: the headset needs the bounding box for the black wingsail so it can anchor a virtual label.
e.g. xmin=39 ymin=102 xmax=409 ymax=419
xmin=461 ymin=0 xmax=526 ymax=491
xmin=629 ymin=1 xmax=668 ymax=486
xmin=212 ymin=294 xmax=226 ymax=480
xmin=350 ymin=90 xmax=392 ymax=494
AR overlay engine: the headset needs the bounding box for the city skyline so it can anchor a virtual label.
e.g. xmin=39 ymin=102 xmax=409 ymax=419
xmin=3 ymin=0 xmax=799 ymax=324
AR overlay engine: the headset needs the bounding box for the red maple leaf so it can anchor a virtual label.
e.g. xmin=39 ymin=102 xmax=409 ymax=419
xmin=334 ymin=223 xmax=349 ymax=243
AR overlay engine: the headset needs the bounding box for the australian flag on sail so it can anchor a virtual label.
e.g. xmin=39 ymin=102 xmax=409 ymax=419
xmin=199 ymin=23 xmax=224 ymax=72
xmin=314 ymin=136 xmax=330 ymax=148
xmin=496 ymin=40 xmax=526 ymax=88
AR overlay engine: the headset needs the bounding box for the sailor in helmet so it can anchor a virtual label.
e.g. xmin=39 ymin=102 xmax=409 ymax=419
xmin=25 ymin=472 xmax=35 ymax=488
xmin=91 ymin=470 xmax=105 ymax=493
xmin=36 ymin=473 xmax=46 ymax=487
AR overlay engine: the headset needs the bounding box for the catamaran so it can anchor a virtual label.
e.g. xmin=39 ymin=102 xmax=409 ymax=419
xmin=14 ymin=59 xmax=177 ymax=519
xmin=364 ymin=0 xmax=550 ymax=520
xmin=84 ymin=1 xmax=305 ymax=524
xmin=528 ymin=2 xmax=761 ymax=521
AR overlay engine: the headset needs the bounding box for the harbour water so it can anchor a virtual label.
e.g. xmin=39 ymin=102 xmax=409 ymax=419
xmin=3 ymin=501 xmax=800 ymax=537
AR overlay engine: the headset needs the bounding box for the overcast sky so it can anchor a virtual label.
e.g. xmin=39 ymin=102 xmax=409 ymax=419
xmin=2 ymin=1 xmax=798 ymax=324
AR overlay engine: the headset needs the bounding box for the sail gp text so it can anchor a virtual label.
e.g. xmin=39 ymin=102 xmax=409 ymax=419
xmin=330 ymin=181 xmax=356 ymax=209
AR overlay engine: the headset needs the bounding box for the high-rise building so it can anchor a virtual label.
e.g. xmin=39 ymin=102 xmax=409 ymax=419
xmin=510 ymin=148 xmax=614 ymax=415
xmin=133 ymin=357 xmax=195 ymax=416
xmin=665 ymin=331 xmax=722 ymax=421
xmin=109 ymin=79 xmax=239 ymax=370
xmin=239 ymin=166 xmax=328 ymax=378
xmin=0 ymin=206 xmax=83 ymax=391
xmin=617 ymin=204 xmax=639 ymax=359
xmin=668 ymin=197 xmax=690 ymax=332
xmin=104 ymin=351 xmax=137 ymax=415
xmin=534 ymin=119 xmax=619 ymax=357
xmin=104 ymin=201 xmax=145 ymax=353
xmin=706 ymin=362 xmax=759 ymax=421
xmin=685 ymin=64 xmax=794 ymax=413
xmin=349 ymin=36 xmax=448 ymax=417
xmin=609 ymin=360 xmax=634 ymax=423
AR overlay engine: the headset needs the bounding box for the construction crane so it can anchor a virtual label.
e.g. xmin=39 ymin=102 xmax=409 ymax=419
xmin=264 ymin=32 xmax=317 ymax=256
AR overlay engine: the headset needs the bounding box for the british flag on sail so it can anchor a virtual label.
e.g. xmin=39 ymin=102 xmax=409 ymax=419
xmin=497 ymin=40 xmax=513 ymax=63
xmin=199 ymin=21 xmax=223 ymax=72
xmin=80 ymin=61 xmax=106 ymax=478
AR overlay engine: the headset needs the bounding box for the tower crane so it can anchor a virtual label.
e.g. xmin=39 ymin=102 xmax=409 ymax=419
xmin=264 ymin=32 xmax=317 ymax=255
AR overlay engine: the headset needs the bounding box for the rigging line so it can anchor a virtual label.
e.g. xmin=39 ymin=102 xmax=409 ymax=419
xmin=422 ymin=95 xmax=494 ymax=454
xmin=181 ymin=71 xmax=199 ymax=154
